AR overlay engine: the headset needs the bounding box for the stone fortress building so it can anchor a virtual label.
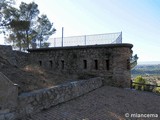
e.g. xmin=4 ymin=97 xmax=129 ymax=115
xmin=0 ymin=32 xmax=136 ymax=119
xmin=28 ymin=43 xmax=133 ymax=87
xmin=28 ymin=32 xmax=134 ymax=87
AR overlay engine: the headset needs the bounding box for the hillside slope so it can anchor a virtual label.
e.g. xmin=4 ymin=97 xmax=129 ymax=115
xmin=0 ymin=48 xmax=95 ymax=93
xmin=0 ymin=60 xmax=78 ymax=93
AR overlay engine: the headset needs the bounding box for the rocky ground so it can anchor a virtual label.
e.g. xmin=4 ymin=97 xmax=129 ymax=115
xmin=26 ymin=86 xmax=160 ymax=120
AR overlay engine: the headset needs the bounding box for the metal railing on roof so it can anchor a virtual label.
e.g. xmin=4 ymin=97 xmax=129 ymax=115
xmin=52 ymin=32 xmax=122 ymax=47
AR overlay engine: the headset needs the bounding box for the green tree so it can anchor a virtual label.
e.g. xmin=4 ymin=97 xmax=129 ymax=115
xmin=1 ymin=5 xmax=30 ymax=51
xmin=1 ymin=1 xmax=56 ymax=50
xmin=18 ymin=2 xmax=40 ymax=50
xmin=8 ymin=20 xmax=30 ymax=51
xmin=2 ymin=6 xmax=21 ymax=48
xmin=35 ymin=14 xmax=56 ymax=48
xmin=0 ymin=0 xmax=15 ymax=33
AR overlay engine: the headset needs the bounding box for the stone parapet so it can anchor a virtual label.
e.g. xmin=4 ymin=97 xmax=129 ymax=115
xmin=0 ymin=77 xmax=102 ymax=120
xmin=0 ymin=72 xmax=18 ymax=120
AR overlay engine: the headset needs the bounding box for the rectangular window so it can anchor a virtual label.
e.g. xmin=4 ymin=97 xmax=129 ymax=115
xmin=94 ymin=60 xmax=98 ymax=70
xmin=106 ymin=60 xmax=109 ymax=70
xmin=83 ymin=60 xmax=87 ymax=69
xmin=39 ymin=60 xmax=42 ymax=66
xmin=61 ymin=60 xmax=64 ymax=69
xmin=49 ymin=60 xmax=53 ymax=68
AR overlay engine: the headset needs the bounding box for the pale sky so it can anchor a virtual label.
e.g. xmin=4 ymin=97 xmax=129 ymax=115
xmin=1 ymin=0 xmax=160 ymax=62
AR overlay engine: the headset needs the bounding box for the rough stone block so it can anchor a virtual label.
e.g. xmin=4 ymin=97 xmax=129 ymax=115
xmin=0 ymin=72 xmax=18 ymax=112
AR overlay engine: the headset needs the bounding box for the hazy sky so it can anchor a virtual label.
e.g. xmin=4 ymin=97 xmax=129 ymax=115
xmin=1 ymin=0 xmax=160 ymax=62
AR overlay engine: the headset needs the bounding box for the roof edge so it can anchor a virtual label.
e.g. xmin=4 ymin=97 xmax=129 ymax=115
xmin=28 ymin=43 xmax=133 ymax=52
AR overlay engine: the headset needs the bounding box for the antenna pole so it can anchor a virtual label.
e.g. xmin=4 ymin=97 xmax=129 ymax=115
xmin=62 ymin=27 xmax=64 ymax=47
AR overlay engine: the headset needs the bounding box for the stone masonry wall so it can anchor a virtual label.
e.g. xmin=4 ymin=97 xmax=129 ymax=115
xmin=0 ymin=44 xmax=133 ymax=88
xmin=0 ymin=45 xmax=17 ymax=67
xmin=0 ymin=77 xmax=102 ymax=120
xmin=0 ymin=72 xmax=18 ymax=120
xmin=0 ymin=44 xmax=132 ymax=119
xmin=0 ymin=45 xmax=29 ymax=68
xmin=28 ymin=44 xmax=133 ymax=87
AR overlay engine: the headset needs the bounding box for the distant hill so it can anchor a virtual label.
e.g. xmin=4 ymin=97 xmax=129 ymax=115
xmin=131 ymin=64 xmax=160 ymax=75
xmin=138 ymin=61 xmax=160 ymax=65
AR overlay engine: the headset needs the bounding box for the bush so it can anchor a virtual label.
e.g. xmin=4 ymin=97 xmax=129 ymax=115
xmin=153 ymin=87 xmax=160 ymax=94
xmin=133 ymin=76 xmax=146 ymax=91
xmin=132 ymin=76 xmax=158 ymax=92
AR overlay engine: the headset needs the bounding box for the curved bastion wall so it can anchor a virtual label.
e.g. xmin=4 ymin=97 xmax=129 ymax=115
xmin=28 ymin=43 xmax=133 ymax=87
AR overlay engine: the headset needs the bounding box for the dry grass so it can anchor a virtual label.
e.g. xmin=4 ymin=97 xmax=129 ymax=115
xmin=0 ymin=64 xmax=79 ymax=93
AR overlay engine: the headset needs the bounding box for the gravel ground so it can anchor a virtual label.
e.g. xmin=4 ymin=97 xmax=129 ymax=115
xmin=26 ymin=86 xmax=160 ymax=120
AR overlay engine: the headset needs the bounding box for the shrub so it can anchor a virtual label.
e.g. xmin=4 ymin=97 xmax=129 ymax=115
xmin=132 ymin=76 xmax=158 ymax=92
xmin=153 ymin=87 xmax=160 ymax=94
xmin=133 ymin=76 xmax=146 ymax=91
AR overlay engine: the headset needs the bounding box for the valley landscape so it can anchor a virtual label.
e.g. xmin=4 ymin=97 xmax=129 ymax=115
xmin=131 ymin=62 xmax=160 ymax=83
xmin=131 ymin=62 xmax=160 ymax=93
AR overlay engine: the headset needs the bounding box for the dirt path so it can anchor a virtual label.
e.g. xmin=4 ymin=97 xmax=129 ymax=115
xmin=27 ymin=86 xmax=160 ymax=120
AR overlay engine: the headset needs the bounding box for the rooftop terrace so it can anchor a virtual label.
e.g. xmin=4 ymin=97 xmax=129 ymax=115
xmin=52 ymin=32 xmax=122 ymax=47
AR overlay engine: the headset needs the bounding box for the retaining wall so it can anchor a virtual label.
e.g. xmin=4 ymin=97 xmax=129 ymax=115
xmin=0 ymin=76 xmax=102 ymax=120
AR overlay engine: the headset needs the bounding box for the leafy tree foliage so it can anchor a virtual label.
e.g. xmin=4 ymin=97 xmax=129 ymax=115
xmin=36 ymin=14 xmax=56 ymax=48
xmin=134 ymin=76 xmax=146 ymax=83
xmin=0 ymin=1 xmax=56 ymax=51
xmin=153 ymin=87 xmax=160 ymax=94
xmin=0 ymin=0 xmax=15 ymax=33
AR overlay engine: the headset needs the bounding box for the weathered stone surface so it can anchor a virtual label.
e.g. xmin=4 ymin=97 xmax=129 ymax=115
xmin=16 ymin=77 xmax=102 ymax=119
xmin=4 ymin=112 xmax=15 ymax=120
xmin=0 ymin=45 xmax=29 ymax=68
xmin=0 ymin=44 xmax=133 ymax=89
xmin=0 ymin=44 xmax=133 ymax=119
xmin=0 ymin=45 xmax=16 ymax=66
xmin=0 ymin=72 xmax=18 ymax=113
xmin=28 ymin=44 xmax=133 ymax=87
xmin=0 ymin=115 xmax=5 ymax=120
